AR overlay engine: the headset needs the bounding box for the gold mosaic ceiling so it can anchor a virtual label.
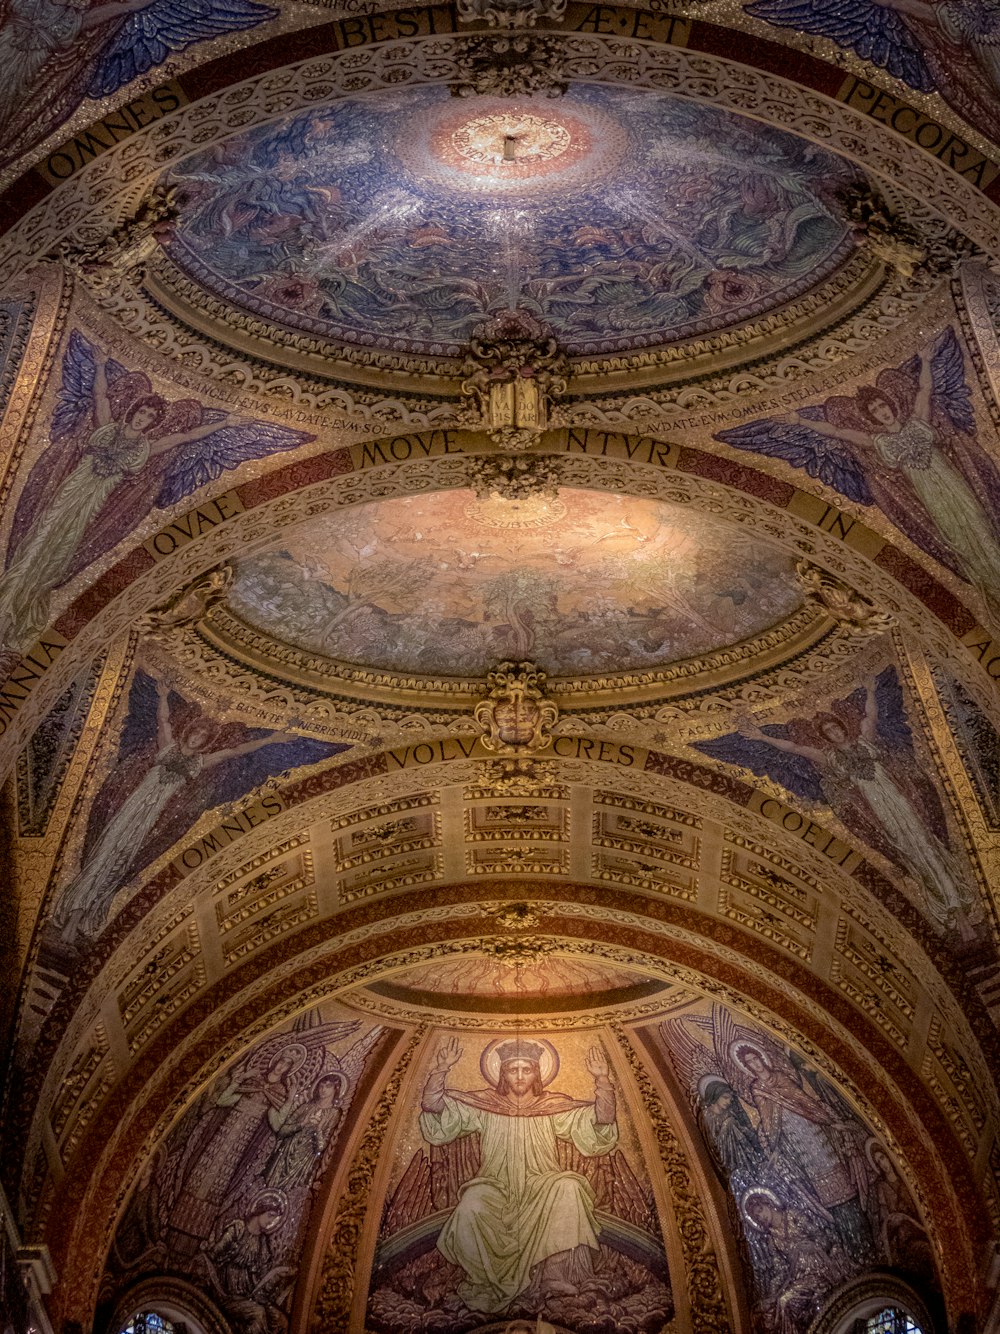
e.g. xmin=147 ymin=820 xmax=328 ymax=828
xmin=1 ymin=5 xmax=1000 ymax=1334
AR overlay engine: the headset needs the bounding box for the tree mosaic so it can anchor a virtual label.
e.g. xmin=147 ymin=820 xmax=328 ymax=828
xmin=102 ymin=1006 xmax=388 ymax=1334
xmin=653 ymin=1001 xmax=937 ymax=1334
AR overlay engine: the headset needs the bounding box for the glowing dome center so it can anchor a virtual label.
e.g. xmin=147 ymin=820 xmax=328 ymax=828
xmin=450 ymin=112 xmax=573 ymax=169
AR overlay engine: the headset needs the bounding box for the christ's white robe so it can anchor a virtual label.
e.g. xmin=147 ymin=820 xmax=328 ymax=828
xmin=419 ymin=1095 xmax=618 ymax=1312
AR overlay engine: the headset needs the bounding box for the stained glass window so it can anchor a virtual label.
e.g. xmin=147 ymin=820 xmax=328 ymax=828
xmin=865 ymin=1309 xmax=924 ymax=1334
xmin=120 ymin=1313 xmax=175 ymax=1334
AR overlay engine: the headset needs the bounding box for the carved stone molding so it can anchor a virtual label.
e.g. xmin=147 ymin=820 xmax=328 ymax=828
xmin=795 ymin=561 xmax=895 ymax=638
xmin=57 ymin=184 xmax=184 ymax=291
xmin=466 ymin=450 xmax=562 ymax=500
xmin=308 ymin=1027 xmax=424 ymax=1331
xmin=612 ymin=1026 xmax=731 ymax=1333
xmin=459 ymin=308 xmax=569 ymax=448
xmin=837 ymin=181 xmax=980 ymax=281
xmin=449 ymin=32 xmax=570 ymax=97
xmin=137 ymin=562 xmax=234 ymax=634
xmin=8 ymin=25 xmax=999 ymax=301
xmin=455 ymin=0 xmax=566 ymax=28
xmin=474 ymin=661 xmax=559 ymax=753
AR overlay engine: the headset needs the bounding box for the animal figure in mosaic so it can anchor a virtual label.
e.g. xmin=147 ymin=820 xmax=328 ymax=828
xmin=50 ymin=668 xmax=349 ymax=942
xmin=166 ymin=87 xmax=854 ymax=358
xmin=694 ymin=664 xmax=976 ymax=933
xmin=658 ymin=1004 xmax=932 ymax=1333
xmin=0 ymin=0 xmax=276 ymax=171
xmin=717 ymin=329 xmax=1000 ymax=620
xmin=0 ymin=330 xmax=312 ymax=655
xmin=742 ymin=0 xmax=1000 ymax=142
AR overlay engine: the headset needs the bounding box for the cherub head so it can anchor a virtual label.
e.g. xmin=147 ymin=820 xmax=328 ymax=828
xmin=816 ymin=713 xmax=850 ymax=747
xmin=180 ymin=718 xmax=216 ymax=753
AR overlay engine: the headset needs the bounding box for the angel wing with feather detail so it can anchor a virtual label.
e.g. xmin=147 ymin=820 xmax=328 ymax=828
xmin=715 ymin=411 xmax=875 ymax=505
xmin=156 ymin=418 xmax=312 ymax=508
xmin=333 ymin=1025 xmax=386 ymax=1089
xmin=244 ymin=1017 xmax=362 ymax=1078
xmin=929 ymin=325 xmax=976 ymax=434
xmin=692 ymin=726 xmax=826 ymax=807
xmin=51 ymin=331 xmax=97 ymax=440
xmin=743 ymin=0 xmax=934 ymax=91
xmin=86 ymin=0 xmax=278 ymax=99
xmin=658 ymin=1014 xmax=721 ymax=1098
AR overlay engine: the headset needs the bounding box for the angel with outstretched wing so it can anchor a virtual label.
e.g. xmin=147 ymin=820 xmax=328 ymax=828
xmin=717 ymin=329 xmax=1000 ymax=618
xmin=0 ymin=331 xmax=312 ymax=653
xmin=695 ymin=667 xmax=972 ymax=930
xmin=743 ymin=0 xmax=1000 ymax=140
xmin=0 ymin=0 xmax=276 ymax=169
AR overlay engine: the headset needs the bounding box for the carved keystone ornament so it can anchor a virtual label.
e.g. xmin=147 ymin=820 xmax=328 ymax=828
xmin=474 ymin=661 xmax=559 ymax=753
xmin=460 ymin=308 xmax=569 ymax=450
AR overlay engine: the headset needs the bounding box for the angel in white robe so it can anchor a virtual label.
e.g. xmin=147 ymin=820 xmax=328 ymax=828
xmin=53 ymin=674 xmax=295 ymax=940
xmin=0 ymin=330 xmax=311 ymax=654
xmin=419 ymin=1037 xmax=618 ymax=1315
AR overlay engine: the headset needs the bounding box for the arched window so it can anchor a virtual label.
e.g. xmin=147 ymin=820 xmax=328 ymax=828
xmin=862 ymin=1311 xmax=925 ymax=1334
xmin=811 ymin=1274 xmax=935 ymax=1334
xmin=119 ymin=1314 xmax=176 ymax=1334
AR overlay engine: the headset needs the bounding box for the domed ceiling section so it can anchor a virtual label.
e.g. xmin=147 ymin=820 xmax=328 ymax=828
xmin=224 ymin=487 xmax=804 ymax=678
xmin=161 ymin=84 xmax=861 ymax=364
xmin=97 ymin=991 xmax=941 ymax=1334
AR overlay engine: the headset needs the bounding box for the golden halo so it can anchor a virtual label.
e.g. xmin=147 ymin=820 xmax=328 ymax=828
xmin=480 ymin=1037 xmax=559 ymax=1088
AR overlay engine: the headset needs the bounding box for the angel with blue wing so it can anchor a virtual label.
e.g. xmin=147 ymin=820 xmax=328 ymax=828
xmin=696 ymin=668 xmax=974 ymax=932
xmin=743 ymin=0 xmax=1000 ymax=141
xmin=717 ymin=329 xmax=1000 ymax=621
xmin=0 ymin=0 xmax=275 ymax=169
xmin=0 ymin=331 xmax=312 ymax=654
xmin=53 ymin=671 xmax=302 ymax=941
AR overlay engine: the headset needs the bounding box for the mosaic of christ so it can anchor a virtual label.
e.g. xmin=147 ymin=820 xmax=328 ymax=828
xmin=227 ymin=489 xmax=803 ymax=678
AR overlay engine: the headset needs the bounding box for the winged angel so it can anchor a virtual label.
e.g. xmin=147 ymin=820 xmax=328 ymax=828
xmin=114 ymin=1015 xmax=385 ymax=1329
xmin=659 ymin=1006 xmax=928 ymax=1331
xmin=717 ymin=328 xmax=1000 ymax=620
xmin=694 ymin=666 xmax=976 ymax=933
xmin=0 ymin=0 xmax=276 ymax=168
xmin=743 ymin=0 xmax=1000 ymax=141
xmin=0 ymin=331 xmax=312 ymax=654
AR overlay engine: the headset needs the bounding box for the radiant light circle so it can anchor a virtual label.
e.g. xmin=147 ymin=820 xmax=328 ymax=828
xmin=450 ymin=112 xmax=572 ymax=169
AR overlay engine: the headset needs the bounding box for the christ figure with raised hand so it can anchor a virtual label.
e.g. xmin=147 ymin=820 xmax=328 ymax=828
xmin=419 ymin=1036 xmax=618 ymax=1315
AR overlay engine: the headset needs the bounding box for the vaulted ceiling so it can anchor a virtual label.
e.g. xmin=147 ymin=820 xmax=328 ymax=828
xmin=2 ymin=5 xmax=1000 ymax=1334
